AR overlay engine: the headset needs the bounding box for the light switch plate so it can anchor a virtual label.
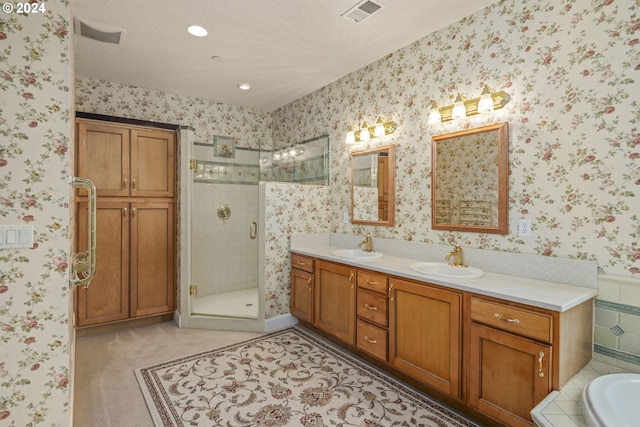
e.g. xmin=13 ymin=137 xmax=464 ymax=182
xmin=0 ymin=225 xmax=34 ymax=249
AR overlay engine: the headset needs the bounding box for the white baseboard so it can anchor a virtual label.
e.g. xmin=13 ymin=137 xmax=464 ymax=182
xmin=264 ymin=313 xmax=298 ymax=332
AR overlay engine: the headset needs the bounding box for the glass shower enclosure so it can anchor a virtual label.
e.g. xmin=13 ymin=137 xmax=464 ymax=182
xmin=189 ymin=136 xmax=261 ymax=321
xmin=181 ymin=132 xmax=329 ymax=331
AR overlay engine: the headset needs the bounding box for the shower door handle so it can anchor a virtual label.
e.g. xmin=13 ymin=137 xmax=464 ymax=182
xmin=250 ymin=222 xmax=257 ymax=239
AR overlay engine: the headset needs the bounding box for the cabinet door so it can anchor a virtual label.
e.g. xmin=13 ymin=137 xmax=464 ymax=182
xmin=314 ymin=260 xmax=356 ymax=344
xmin=290 ymin=268 xmax=314 ymax=323
xmin=389 ymin=278 xmax=462 ymax=398
xmin=76 ymin=121 xmax=130 ymax=197
xmin=130 ymin=129 xmax=175 ymax=198
xmin=468 ymin=323 xmax=551 ymax=427
xmin=129 ymin=202 xmax=175 ymax=317
xmin=75 ymin=201 xmax=129 ymax=326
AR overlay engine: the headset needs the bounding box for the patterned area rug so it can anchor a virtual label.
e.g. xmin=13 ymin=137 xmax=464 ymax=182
xmin=135 ymin=327 xmax=481 ymax=427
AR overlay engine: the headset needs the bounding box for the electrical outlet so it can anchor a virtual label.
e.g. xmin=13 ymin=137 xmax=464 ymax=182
xmin=343 ymin=212 xmax=349 ymax=223
xmin=518 ymin=219 xmax=531 ymax=237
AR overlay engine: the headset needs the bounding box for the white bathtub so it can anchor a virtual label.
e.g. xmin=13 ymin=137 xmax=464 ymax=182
xmin=582 ymin=373 xmax=640 ymax=427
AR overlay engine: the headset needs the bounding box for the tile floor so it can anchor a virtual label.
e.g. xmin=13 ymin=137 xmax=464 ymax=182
xmin=532 ymin=357 xmax=638 ymax=427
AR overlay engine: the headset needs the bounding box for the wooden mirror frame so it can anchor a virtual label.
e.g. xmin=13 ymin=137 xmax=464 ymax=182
xmin=351 ymin=144 xmax=395 ymax=227
xmin=431 ymin=122 xmax=509 ymax=234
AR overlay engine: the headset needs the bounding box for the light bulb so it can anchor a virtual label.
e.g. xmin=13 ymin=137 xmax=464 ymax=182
xmin=452 ymin=94 xmax=466 ymax=120
xmin=345 ymin=130 xmax=356 ymax=144
xmin=477 ymin=86 xmax=494 ymax=114
xmin=374 ymin=117 xmax=385 ymax=137
xmin=360 ymin=122 xmax=371 ymax=141
xmin=427 ymin=104 xmax=441 ymax=125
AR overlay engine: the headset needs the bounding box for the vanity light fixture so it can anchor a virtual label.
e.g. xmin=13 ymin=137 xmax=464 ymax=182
xmin=427 ymin=85 xmax=511 ymax=124
xmin=345 ymin=116 xmax=398 ymax=144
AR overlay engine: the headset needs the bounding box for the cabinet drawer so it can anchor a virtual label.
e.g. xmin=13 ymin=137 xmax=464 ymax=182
xmin=470 ymin=297 xmax=553 ymax=343
xmin=357 ymin=271 xmax=388 ymax=294
xmin=357 ymin=319 xmax=388 ymax=361
xmin=291 ymin=253 xmax=314 ymax=273
xmin=357 ymin=289 xmax=388 ymax=327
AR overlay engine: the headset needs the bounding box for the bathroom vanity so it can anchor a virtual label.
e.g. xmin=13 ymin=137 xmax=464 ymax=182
xmin=289 ymin=235 xmax=597 ymax=427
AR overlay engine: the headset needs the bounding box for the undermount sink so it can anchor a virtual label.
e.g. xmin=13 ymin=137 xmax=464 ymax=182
xmin=332 ymin=249 xmax=383 ymax=260
xmin=410 ymin=262 xmax=484 ymax=279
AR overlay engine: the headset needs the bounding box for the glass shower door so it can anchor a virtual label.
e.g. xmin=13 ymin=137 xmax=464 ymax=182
xmin=189 ymin=138 xmax=260 ymax=320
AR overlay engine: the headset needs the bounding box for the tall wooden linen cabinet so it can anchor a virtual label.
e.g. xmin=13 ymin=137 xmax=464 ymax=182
xmin=74 ymin=119 xmax=177 ymax=328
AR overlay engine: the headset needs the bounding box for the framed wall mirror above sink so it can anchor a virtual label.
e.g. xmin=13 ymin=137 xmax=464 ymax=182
xmin=351 ymin=144 xmax=395 ymax=226
xmin=432 ymin=122 xmax=509 ymax=234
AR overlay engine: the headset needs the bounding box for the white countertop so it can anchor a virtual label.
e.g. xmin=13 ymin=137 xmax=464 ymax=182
xmin=292 ymin=245 xmax=597 ymax=312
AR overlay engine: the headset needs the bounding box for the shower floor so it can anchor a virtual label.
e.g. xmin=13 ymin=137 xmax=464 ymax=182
xmin=191 ymin=288 xmax=258 ymax=319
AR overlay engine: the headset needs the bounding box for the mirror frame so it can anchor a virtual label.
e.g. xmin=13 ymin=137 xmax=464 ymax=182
xmin=431 ymin=122 xmax=509 ymax=234
xmin=351 ymin=144 xmax=396 ymax=227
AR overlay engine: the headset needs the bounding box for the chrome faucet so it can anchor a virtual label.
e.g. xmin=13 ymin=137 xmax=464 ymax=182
xmin=358 ymin=235 xmax=374 ymax=252
xmin=445 ymin=245 xmax=466 ymax=267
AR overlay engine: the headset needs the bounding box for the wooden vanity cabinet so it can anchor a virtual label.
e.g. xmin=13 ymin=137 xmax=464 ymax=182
xmin=356 ymin=270 xmax=389 ymax=361
xmin=313 ymin=260 xmax=356 ymax=344
xmin=389 ymin=278 xmax=462 ymax=399
xmin=289 ymin=253 xmax=593 ymax=427
xmin=467 ymin=295 xmax=592 ymax=427
xmin=290 ymin=254 xmax=315 ymax=323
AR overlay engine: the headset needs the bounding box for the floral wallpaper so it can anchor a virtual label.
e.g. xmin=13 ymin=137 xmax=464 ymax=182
xmin=273 ymin=0 xmax=640 ymax=277
xmin=0 ymin=1 xmax=73 ymax=425
xmin=262 ymin=183 xmax=330 ymax=318
xmin=76 ymin=77 xmax=272 ymax=147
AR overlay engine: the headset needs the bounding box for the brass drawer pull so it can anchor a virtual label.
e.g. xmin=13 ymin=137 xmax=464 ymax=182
xmin=364 ymin=336 xmax=377 ymax=344
xmin=297 ymin=261 xmax=306 ymax=266
xmin=123 ymin=178 xmax=128 ymax=190
xmin=494 ymin=313 xmax=520 ymax=324
xmin=367 ymin=280 xmax=378 ymax=285
xmin=538 ymin=351 xmax=545 ymax=377
xmin=365 ymin=304 xmax=378 ymax=311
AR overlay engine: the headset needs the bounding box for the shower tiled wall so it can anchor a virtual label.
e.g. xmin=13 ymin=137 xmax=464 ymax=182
xmin=593 ymin=275 xmax=640 ymax=372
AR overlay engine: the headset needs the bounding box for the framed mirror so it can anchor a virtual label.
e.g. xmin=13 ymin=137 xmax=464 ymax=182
xmin=351 ymin=145 xmax=395 ymax=226
xmin=431 ymin=122 xmax=509 ymax=234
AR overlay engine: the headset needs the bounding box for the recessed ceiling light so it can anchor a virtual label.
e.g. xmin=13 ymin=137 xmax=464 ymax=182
xmin=238 ymin=83 xmax=251 ymax=90
xmin=186 ymin=25 xmax=208 ymax=37
xmin=211 ymin=55 xmax=222 ymax=63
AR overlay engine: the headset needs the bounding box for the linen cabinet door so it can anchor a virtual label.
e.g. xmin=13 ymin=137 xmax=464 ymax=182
xmin=314 ymin=260 xmax=356 ymax=344
xmin=468 ymin=323 xmax=551 ymax=427
xmin=290 ymin=268 xmax=314 ymax=323
xmin=129 ymin=202 xmax=175 ymax=317
xmin=75 ymin=201 xmax=130 ymax=326
xmin=130 ymin=129 xmax=176 ymax=198
xmin=389 ymin=278 xmax=462 ymax=398
xmin=76 ymin=120 xmax=130 ymax=197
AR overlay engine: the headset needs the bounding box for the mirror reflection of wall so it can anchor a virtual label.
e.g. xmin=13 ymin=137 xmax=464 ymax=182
xmin=351 ymin=145 xmax=395 ymax=226
xmin=432 ymin=122 xmax=509 ymax=234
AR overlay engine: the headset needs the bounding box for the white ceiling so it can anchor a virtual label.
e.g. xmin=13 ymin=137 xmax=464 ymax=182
xmin=73 ymin=0 xmax=499 ymax=112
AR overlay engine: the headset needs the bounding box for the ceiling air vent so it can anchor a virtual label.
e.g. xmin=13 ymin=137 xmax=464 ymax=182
xmin=342 ymin=0 xmax=386 ymax=23
xmin=74 ymin=17 xmax=126 ymax=45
